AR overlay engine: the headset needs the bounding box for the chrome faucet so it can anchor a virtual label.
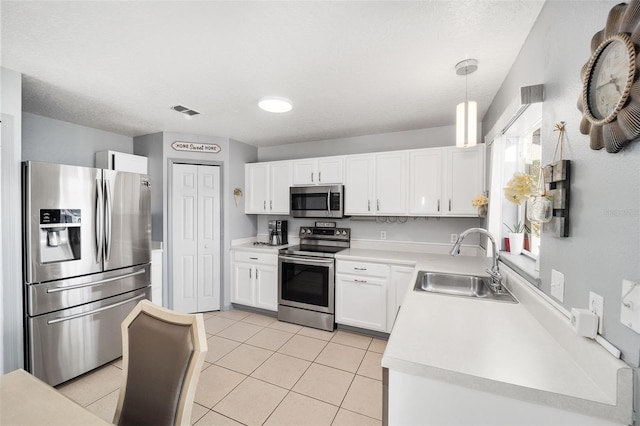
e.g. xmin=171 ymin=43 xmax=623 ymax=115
xmin=449 ymin=227 xmax=504 ymax=293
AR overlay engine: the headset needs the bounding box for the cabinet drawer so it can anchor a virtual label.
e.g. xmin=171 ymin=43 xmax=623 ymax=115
xmin=336 ymin=260 xmax=389 ymax=278
xmin=234 ymin=251 xmax=277 ymax=265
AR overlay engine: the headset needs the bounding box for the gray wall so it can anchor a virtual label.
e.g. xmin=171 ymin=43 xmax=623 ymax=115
xmin=229 ymin=138 xmax=258 ymax=241
xmin=258 ymin=125 xmax=459 ymax=161
xmin=22 ymin=113 xmax=133 ymax=167
xmin=257 ymin=215 xmax=481 ymax=247
xmin=1 ymin=67 xmax=23 ymax=373
xmin=134 ymin=132 xmax=258 ymax=310
xmin=483 ymin=0 xmax=640 ymax=370
xmin=256 ymin=125 xmax=482 ymax=245
xmin=133 ymin=132 xmax=164 ymax=241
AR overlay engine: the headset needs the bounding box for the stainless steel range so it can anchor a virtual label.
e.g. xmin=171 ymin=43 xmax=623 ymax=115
xmin=278 ymin=225 xmax=350 ymax=331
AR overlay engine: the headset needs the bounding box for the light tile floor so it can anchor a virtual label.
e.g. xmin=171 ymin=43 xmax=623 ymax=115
xmin=57 ymin=308 xmax=386 ymax=426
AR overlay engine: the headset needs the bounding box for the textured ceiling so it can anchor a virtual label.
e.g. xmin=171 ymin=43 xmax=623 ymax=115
xmin=1 ymin=1 xmax=545 ymax=147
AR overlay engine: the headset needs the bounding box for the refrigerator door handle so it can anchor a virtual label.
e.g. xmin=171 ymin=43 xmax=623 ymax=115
xmin=46 ymin=293 xmax=146 ymax=325
xmin=45 ymin=269 xmax=146 ymax=293
xmin=105 ymin=179 xmax=113 ymax=261
xmin=95 ymin=178 xmax=103 ymax=263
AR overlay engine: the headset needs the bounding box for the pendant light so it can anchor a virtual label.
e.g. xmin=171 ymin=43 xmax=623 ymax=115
xmin=455 ymin=59 xmax=478 ymax=148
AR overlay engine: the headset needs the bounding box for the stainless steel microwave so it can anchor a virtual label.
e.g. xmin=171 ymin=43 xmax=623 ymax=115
xmin=290 ymin=185 xmax=345 ymax=218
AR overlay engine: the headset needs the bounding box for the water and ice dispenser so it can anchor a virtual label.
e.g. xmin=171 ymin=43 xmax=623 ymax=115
xmin=39 ymin=209 xmax=82 ymax=264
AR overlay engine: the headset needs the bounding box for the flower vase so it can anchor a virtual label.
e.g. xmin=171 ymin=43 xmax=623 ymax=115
xmin=477 ymin=205 xmax=487 ymax=218
xmin=508 ymin=232 xmax=524 ymax=255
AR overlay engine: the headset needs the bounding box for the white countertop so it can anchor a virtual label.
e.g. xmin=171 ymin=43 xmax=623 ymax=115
xmin=336 ymin=247 xmax=632 ymax=424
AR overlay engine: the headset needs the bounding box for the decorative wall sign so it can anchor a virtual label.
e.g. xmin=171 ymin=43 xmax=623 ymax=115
xmin=578 ymin=1 xmax=640 ymax=153
xmin=171 ymin=141 xmax=221 ymax=154
xmin=542 ymin=160 xmax=571 ymax=237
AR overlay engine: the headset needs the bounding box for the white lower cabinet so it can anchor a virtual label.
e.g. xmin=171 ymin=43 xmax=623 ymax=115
xmin=231 ymin=250 xmax=278 ymax=312
xmin=336 ymin=260 xmax=390 ymax=332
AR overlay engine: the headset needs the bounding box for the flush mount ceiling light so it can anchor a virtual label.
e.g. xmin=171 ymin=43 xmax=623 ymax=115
xmin=170 ymin=105 xmax=200 ymax=119
xmin=258 ymin=97 xmax=293 ymax=113
xmin=455 ymin=59 xmax=478 ymax=148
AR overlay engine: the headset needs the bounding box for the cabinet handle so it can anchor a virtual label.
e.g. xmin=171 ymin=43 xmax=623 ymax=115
xmin=368 ymin=200 xmax=371 ymax=211
xmin=319 ymin=171 xmax=322 ymax=182
xmin=249 ymin=268 xmax=252 ymax=279
xmin=263 ymin=201 xmax=266 ymax=211
xmin=437 ymin=199 xmax=440 ymax=212
xmin=377 ymin=199 xmax=380 ymax=211
xmin=256 ymin=269 xmax=259 ymax=279
xmin=270 ymin=200 xmax=273 ymax=210
xmin=354 ymin=279 xmax=368 ymax=283
xmin=250 ymin=257 xmax=258 ymax=260
xmin=354 ymin=267 xmax=367 ymax=271
xmin=449 ymin=199 xmax=452 ymax=212
xmin=311 ymin=172 xmax=314 ymax=182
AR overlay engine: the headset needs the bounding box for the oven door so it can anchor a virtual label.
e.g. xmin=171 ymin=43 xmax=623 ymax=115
xmin=278 ymin=254 xmax=335 ymax=314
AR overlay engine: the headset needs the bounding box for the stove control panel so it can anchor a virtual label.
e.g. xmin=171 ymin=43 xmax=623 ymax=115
xmin=299 ymin=227 xmax=350 ymax=240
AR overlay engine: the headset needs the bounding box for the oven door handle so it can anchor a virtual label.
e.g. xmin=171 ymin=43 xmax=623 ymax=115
xmin=279 ymin=255 xmax=335 ymax=265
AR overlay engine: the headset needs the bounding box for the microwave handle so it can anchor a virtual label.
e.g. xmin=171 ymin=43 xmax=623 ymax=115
xmin=327 ymin=188 xmax=331 ymax=216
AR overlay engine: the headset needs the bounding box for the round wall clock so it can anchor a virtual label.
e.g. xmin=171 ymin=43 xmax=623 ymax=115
xmin=578 ymin=2 xmax=640 ymax=153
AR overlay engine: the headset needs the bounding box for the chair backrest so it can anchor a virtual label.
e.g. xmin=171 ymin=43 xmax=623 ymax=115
xmin=113 ymin=300 xmax=207 ymax=426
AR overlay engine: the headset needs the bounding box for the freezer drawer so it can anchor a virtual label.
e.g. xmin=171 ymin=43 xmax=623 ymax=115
xmin=27 ymin=264 xmax=150 ymax=317
xmin=27 ymin=287 xmax=150 ymax=386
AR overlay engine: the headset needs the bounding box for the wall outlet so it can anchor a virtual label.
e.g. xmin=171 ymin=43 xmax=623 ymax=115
xmin=589 ymin=291 xmax=604 ymax=334
xmin=550 ymin=269 xmax=564 ymax=302
xmin=380 ymin=231 xmax=387 ymax=240
xmin=450 ymin=234 xmax=458 ymax=244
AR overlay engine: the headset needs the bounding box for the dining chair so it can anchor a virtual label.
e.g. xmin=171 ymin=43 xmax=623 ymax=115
xmin=113 ymin=300 xmax=207 ymax=426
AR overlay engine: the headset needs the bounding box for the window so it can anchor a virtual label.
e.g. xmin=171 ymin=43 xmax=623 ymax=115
xmin=488 ymin=103 xmax=542 ymax=259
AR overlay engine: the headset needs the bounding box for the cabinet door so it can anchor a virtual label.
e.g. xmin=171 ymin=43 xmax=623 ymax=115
xmin=336 ymin=274 xmax=387 ymax=332
xmin=245 ymin=163 xmax=269 ymax=214
xmin=292 ymin=160 xmax=317 ymax=185
xmin=197 ymin=166 xmax=221 ymax=312
xmin=255 ymin=264 xmax=278 ymax=311
xmin=408 ymin=149 xmax=443 ymax=215
xmin=317 ymin=157 xmax=344 ymax=184
xmin=445 ymin=146 xmax=485 ymax=216
xmin=345 ymin=155 xmax=375 ymax=215
xmin=376 ymin=152 xmax=408 ymax=215
xmin=390 ymin=266 xmax=415 ymax=331
xmin=231 ymin=262 xmax=254 ymax=306
xmin=269 ymin=162 xmax=291 ymax=214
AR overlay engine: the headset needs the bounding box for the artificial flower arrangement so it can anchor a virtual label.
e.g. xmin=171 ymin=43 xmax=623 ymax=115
xmin=471 ymin=194 xmax=488 ymax=208
xmin=504 ymin=172 xmax=536 ymax=206
xmin=503 ymin=172 xmax=536 ymax=254
xmin=471 ymin=193 xmax=489 ymax=217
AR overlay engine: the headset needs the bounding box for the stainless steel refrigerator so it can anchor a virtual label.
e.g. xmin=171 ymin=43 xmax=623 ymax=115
xmin=22 ymin=161 xmax=152 ymax=386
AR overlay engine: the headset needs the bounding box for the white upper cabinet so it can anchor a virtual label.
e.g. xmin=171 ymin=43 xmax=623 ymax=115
xmin=245 ymin=161 xmax=291 ymax=214
xmin=292 ymin=156 xmax=344 ymax=186
xmin=444 ymin=145 xmax=485 ymax=216
xmin=245 ymin=145 xmax=484 ymax=217
xmin=408 ymin=145 xmax=485 ymax=217
xmin=376 ymin=152 xmax=408 ymax=215
xmin=345 ymin=154 xmax=375 ymax=215
xmin=409 ymin=149 xmax=443 ymax=215
xmin=345 ymin=152 xmax=407 ymax=215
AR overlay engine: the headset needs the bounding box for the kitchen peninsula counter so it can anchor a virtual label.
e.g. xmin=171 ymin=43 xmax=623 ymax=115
xmin=335 ymin=247 xmax=633 ymax=425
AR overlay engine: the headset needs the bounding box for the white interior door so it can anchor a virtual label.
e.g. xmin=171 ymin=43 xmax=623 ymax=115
xmin=172 ymin=163 xmax=221 ymax=313
xmin=197 ymin=166 xmax=221 ymax=312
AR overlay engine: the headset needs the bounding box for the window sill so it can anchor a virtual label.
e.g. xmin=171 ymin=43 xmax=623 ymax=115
xmin=499 ymin=251 xmax=541 ymax=287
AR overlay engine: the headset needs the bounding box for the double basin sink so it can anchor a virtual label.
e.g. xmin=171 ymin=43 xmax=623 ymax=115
xmin=414 ymin=271 xmax=518 ymax=303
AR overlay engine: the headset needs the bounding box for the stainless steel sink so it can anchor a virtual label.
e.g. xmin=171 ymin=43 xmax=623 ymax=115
xmin=414 ymin=271 xmax=518 ymax=303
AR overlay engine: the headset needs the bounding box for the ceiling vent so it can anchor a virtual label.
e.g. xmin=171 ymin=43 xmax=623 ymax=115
xmin=171 ymin=105 xmax=200 ymax=118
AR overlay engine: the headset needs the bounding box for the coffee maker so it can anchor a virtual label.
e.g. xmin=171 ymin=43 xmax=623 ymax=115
xmin=268 ymin=220 xmax=288 ymax=246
